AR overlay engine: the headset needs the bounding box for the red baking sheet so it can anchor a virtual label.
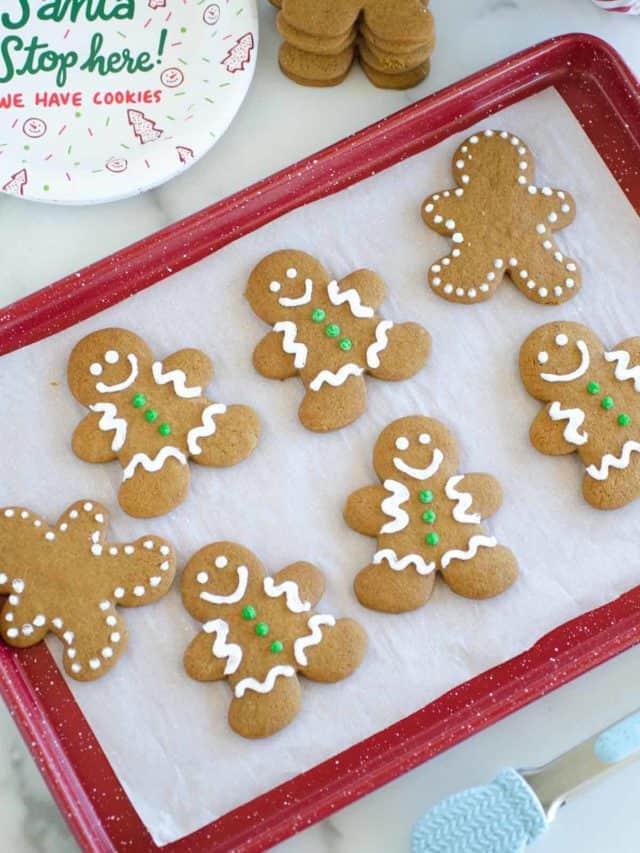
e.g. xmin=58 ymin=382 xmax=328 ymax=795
xmin=1 ymin=33 xmax=640 ymax=853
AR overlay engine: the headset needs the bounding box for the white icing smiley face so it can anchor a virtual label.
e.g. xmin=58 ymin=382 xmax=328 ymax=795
xmin=537 ymin=331 xmax=591 ymax=383
xmin=202 ymin=3 xmax=220 ymax=25
xmin=23 ymin=117 xmax=47 ymax=138
xmin=106 ymin=157 xmax=128 ymax=174
xmin=89 ymin=350 xmax=139 ymax=394
xmin=393 ymin=432 xmax=443 ymax=480
xmin=268 ymin=267 xmax=314 ymax=308
xmin=160 ymin=67 xmax=184 ymax=89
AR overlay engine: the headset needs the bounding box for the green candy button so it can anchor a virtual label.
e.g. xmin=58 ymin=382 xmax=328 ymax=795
xmin=270 ymin=640 xmax=284 ymax=654
xmin=311 ymin=308 xmax=326 ymax=323
xmin=426 ymin=532 xmax=440 ymax=546
xmin=422 ymin=509 xmax=436 ymax=524
xmin=241 ymin=606 xmax=256 ymax=621
xmin=586 ymin=381 xmax=600 ymax=395
xmin=601 ymin=396 xmax=614 ymax=410
xmin=158 ymin=423 xmax=172 ymax=437
xmin=132 ymin=393 xmax=146 ymax=408
xmin=325 ymin=323 xmax=340 ymax=338
xmin=145 ymin=409 xmax=159 ymax=422
xmin=255 ymin=622 xmax=269 ymax=637
xmin=339 ymin=338 xmax=353 ymax=352
xmin=618 ymin=413 xmax=631 ymax=427
xmin=419 ymin=490 xmax=433 ymax=504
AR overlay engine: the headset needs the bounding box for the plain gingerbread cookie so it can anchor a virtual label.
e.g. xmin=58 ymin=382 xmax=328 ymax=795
xmin=246 ymin=250 xmax=431 ymax=432
xmin=344 ymin=416 xmax=518 ymax=612
xmin=422 ymin=129 xmax=581 ymax=305
xmin=0 ymin=500 xmax=176 ymax=681
xmin=68 ymin=328 xmax=260 ymax=518
xmin=520 ymin=321 xmax=640 ymax=509
xmin=182 ymin=542 xmax=367 ymax=738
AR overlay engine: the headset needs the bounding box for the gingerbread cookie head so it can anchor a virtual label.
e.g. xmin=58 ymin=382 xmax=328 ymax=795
xmin=373 ymin=415 xmax=459 ymax=487
xmin=68 ymin=328 xmax=260 ymax=518
xmin=182 ymin=542 xmax=367 ymax=738
xmin=422 ymin=129 xmax=580 ymax=306
xmin=246 ymin=250 xmax=431 ymax=432
xmin=344 ymin=415 xmax=518 ymax=612
xmin=0 ymin=500 xmax=176 ymax=681
xmin=519 ymin=321 xmax=603 ymax=403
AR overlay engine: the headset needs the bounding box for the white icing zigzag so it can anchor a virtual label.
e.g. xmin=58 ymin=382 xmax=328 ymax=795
xmin=234 ymin=664 xmax=296 ymax=698
xmin=152 ymin=361 xmax=202 ymax=398
xmin=90 ymin=402 xmax=127 ymax=452
xmin=97 ymin=353 xmax=138 ymax=393
xmin=200 ymin=565 xmax=248 ymax=605
xmin=293 ymin=614 xmax=336 ymax=666
xmin=274 ymin=321 xmax=308 ymax=369
xmin=202 ymin=618 xmax=243 ymax=675
xmin=548 ymin=401 xmax=588 ymax=446
xmin=366 ymin=320 xmax=393 ymax=369
xmin=263 ymin=577 xmax=310 ymax=613
xmin=187 ymin=403 xmax=227 ymax=456
xmin=586 ymin=440 xmax=640 ymax=481
xmin=444 ymin=475 xmax=481 ymax=524
xmin=380 ymin=479 xmax=410 ymax=534
xmin=605 ymin=349 xmax=640 ymax=391
xmin=440 ymin=535 xmax=497 ymax=569
xmin=373 ymin=548 xmax=436 ymax=576
xmin=327 ymin=279 xmax=374 ymax=318
xmin=309 ymin=363 xmax=364 ymax=392
xmin=121 ymin=447 xmax=187 ymax=481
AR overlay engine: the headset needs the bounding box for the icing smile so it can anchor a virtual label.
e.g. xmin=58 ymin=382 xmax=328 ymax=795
xmin=540 ymin=339 xmax=590 ymax=383
xmin=394 ymin=448 xmax=444 ymax=480
xmin=278 ymin=277 xmax=313 ymax=307
xmin=94 ymin=353 xmax=139 ymax=393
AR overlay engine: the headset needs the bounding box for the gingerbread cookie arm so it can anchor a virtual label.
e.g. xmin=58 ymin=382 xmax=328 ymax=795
xmin=427 ymin=247 xmax=506 ymax=304
xmin=253 ymin=331 xmax=299 ymax=380
xmin=183 ymin=630 xmax=232 ymax=682
xmin=530 ymin=404 xmax=580 ymax=456
xmin=335 ymin=270 xmax=386 ymax=311
xmin=421 ymin=192 xmax=462 ymax=237
xmin=103 ymin=536 xmax=176 ymax=607
xmin=299 ymin=374 xmax=367 ymax=432
xmin=189 ymin=404 xmax=261 ymax=468
xmin=367 ymin=322 xmax=431 ymax=381
xmin=272 ymin=562 xmax=325 ymax=609
xmin=529 ymin=189 xmax=577 ymax=231
xmin=228 ymin=672 xmax=302 ymax=739
xmin=72 ymin=413 xmax=119 ymax=464
xmin=607 ymin=337 xmax=640 ymax=382
xmin=158 ymin=349 xmax=214 ymax=392
xmin=299 ymin=617 xmax=367 ymax=683
xmin=343 ymin=485 xmax=388 ymax=537
xmin=452 ymin=473 xmax=504 ymax=520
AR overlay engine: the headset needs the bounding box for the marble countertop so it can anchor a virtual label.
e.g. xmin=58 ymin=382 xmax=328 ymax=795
xmin=2 ymin=1 xmax=640 ymax=851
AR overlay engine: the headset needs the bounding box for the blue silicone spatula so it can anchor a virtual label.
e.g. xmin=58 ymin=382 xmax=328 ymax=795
xmin=412 ymin=709 xmax=640 ymax=853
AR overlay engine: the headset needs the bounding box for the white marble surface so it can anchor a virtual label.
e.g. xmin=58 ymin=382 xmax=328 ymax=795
xmin=1 ymin=1 xmax=640 ymax=851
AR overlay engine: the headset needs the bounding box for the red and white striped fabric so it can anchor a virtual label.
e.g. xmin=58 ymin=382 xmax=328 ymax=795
xmin=592 ymin=0 xmax=640 ymax=12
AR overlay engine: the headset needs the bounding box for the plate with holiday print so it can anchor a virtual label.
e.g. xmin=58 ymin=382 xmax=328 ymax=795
xmin=0 ymin=0 xmax=258 ymax=204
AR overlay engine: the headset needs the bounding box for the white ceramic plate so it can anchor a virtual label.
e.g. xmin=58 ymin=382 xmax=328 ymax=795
xmin=0 ymin=0 xmax=258 ymax=205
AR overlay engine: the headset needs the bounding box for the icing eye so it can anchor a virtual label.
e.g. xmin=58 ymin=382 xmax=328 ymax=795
xmin=395 ymin=436 xmax=410 ymax=451
xmin=196 ymin=572 xmax=209 ymax=584
xmin=418 ymin=433 xmax=431 ymax=445
xmin=286 ymin=268 xmax=297 ymax=279
xmin=89 ymin=362 xmax=103 ymax=376
xmin=537 ymin=351 xmax=549 ymax=365
xmin=104 ymin=350 xmax=119 ymax=364
xmin=555 ymin=333 xmax=569 ymax=346
xmin=214 ymin=555 xmax=228 ymax=569
xmin=269 ymin=281 xmax=281 ymax=293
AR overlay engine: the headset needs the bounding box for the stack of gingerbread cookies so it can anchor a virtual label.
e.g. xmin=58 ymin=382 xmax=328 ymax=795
xmin=270 ymin=0 xmax=435 ymax=89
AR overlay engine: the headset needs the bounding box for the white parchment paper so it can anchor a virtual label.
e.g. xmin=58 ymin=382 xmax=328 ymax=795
xmin=2 ymin=89 xmax=640 ymax=845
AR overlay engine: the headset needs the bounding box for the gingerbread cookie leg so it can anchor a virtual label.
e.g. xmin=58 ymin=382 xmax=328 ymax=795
xmin=427 ymin=246 xmax=507 ymax=304
xmin=57 ymin=608 xmax=128 ymax=682
xmin=367 ymin=321 xmax=431 ymax=381
xmin=509 ymin=238 xmax=581 ymax=305
xmin=354 ymin=562 xmax=436 ymax=614
xmin=189 ymin=404 xmax=261 ymax=468
xmin=299 ymin=373 xmax=368 ymax=432
xmin=440 ymin=542 xmax=518 ymax=600
xmin=118 ymin=454 xmax=191 ymax=518
xmin=228 ymin=670 xmax=302 ymax=738
xmin=583 ymin=452 xmax=640 ymax=510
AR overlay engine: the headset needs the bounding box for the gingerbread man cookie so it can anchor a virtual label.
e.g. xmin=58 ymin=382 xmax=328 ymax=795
xmin=182 ymin=542 xmax=367 ymax=738
xmin=520 ymin=321 xmax=640 ymax=509
xmin=344 ymin=416 xmax=518 ymax=612
xmin=68 ymin=329 xmax=260 ymax=518
xmin=246 ymin=251 xmax=431 ymax=432
xmin=422 ymin=130 xmax=580 ymax=305
xmin=0 ymin=500 xmax=176 ymax=681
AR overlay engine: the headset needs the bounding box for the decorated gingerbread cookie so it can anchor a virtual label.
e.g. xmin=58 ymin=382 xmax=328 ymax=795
xmin=422 ymin=130 xmax=581 ymax=305
xmin=182 ymin=542 xmax=367 ymax=738
xmin=0 ymin=500 xmax=176 ymax=681
xmin=68 ymin=329 xmax=260 ymax=518
xmin=344 ymin=416 xmax=518 ymax=612
xmin=520 ymin=321 xmax=640 ymax=509
xmin=246 ymin=251 xmax=431 ymax=432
